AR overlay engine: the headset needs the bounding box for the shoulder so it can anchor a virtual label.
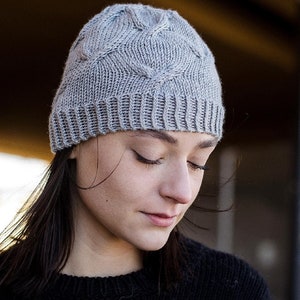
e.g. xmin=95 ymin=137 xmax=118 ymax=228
xmin=179 ymin=236 xmax=271 ymax=300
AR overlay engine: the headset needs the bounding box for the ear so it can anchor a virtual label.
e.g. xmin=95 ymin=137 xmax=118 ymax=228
xmin=69 ymin=145 xmax=78 ymax=159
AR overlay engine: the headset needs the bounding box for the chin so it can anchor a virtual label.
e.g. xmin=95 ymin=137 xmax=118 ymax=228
xmin=133 ymin=231 xmax=171 ymax=251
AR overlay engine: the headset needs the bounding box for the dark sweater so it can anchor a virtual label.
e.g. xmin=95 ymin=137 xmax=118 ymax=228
xmin=0 ymin=238 xmax=271 ymax=299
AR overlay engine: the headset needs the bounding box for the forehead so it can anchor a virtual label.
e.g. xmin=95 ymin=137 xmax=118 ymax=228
xmin=76 ymin=131 xmax=218 ymax=160
xmin=124 ymin=130 xmax=218 ymax=148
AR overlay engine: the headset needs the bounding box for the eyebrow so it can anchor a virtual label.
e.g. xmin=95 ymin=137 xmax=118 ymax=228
xmin=198 ymin=136 xmax=219 ymax=148
xmin=133 ymin=130 xmax=218 ymax=148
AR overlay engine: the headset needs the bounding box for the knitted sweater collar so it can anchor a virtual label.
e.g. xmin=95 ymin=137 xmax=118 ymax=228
xmin=45 ymin=267 xmax=159 ymax=299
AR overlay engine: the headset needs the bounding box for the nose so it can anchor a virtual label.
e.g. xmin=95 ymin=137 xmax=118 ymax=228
xmin=159 ymin=162 xmax=193 ymax=204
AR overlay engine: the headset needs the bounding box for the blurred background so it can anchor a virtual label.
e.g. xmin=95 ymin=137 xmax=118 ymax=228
xmin=0 ymin=0 xmax=299 ymax=299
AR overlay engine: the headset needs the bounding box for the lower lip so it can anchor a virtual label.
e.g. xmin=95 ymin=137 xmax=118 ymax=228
xmin=144 ymin=213 xmax=176 ymax=227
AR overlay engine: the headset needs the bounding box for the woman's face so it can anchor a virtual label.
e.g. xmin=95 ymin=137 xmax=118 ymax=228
xmin=71 ymin=130 xmax=217 ymax=251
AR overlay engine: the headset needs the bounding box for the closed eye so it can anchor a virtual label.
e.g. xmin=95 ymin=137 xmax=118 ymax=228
xmin=133 ymin=150 xmax=162 ymax=165
xmin=133 ymin=149 xmax=208 ymax=171
xmin=188 ymin=161 xmax=209 ymax=171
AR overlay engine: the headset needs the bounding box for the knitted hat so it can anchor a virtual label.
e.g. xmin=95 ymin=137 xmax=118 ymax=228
xmin=49 ymin=3 xmax=224 ymax=153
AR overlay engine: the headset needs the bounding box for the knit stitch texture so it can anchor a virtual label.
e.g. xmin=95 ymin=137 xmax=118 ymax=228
xmin=0 ymin=237 xmax=271 ymax=299
xmin=49 ymin=4 xmax=224 ymax=152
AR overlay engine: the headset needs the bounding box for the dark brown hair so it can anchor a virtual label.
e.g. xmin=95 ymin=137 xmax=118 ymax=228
xmin=0 ymin=148 xmax=183 ymax=298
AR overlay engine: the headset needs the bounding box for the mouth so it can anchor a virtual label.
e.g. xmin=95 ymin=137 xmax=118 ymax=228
xmin=142 ymin=212 xmax=177 ymax=227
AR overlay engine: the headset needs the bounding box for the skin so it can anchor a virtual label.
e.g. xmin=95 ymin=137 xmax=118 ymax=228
xmin=62 ymin=130 xmax=217 ymax=277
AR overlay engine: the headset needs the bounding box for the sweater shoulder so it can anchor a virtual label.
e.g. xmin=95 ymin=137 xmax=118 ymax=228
xmin=182 ymin=236 xmax=255 ymax=270
xmin=179 ymin=236 xmax=271 ymax=299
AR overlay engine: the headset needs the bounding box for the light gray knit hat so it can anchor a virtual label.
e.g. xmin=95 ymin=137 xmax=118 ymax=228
xmin=49 ymin=3 xmax=224 ymax=153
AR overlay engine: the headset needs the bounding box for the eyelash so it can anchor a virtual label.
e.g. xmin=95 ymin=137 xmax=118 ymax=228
xmin=133 ymin=150 xmax=208 ymax=171
xmin=188 ymin=162 xmax=209 ymax=171
xmin=134 ymin=150 xmax=162 ymax=165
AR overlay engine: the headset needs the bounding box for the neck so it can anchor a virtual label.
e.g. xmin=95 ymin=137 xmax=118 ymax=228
xmin=62 ymin=237 xmax=143 ymax=277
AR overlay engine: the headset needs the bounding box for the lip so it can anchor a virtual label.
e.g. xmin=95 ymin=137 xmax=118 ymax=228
xmin=143 ymin=212 xmax=177 ymax=227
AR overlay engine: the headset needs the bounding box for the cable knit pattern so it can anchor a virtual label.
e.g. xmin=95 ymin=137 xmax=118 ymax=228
xmin=49 ymin=4 xmax=224 ymax=152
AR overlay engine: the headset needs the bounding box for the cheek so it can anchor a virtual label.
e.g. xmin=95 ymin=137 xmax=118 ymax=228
xmin=75 ymin=153 xmax=121 ymax=189
xmin=76 ymin=163 xmax=97 ymax=189
xmin=177 ymin=175 xmax=204 ymax=221
xmin=75 ymin=153 xmax=98 ymax=189
xmin=191 ymin=172 xmax=205 ymax=196
xmin=77 ymin=160 xmax=147 ymax=211
xmin=76 ymin=181 xmax=122 ymax=229
xmin=102 ymin=164 xmax=155 ymax=205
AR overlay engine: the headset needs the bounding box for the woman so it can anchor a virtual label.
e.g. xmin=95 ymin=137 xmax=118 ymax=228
xmin=0 ymin=3 xmax=270 ymax=299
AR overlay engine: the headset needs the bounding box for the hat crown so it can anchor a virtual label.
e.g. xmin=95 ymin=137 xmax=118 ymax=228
xmin=49 ymin=4 xmax=224 ymax=152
